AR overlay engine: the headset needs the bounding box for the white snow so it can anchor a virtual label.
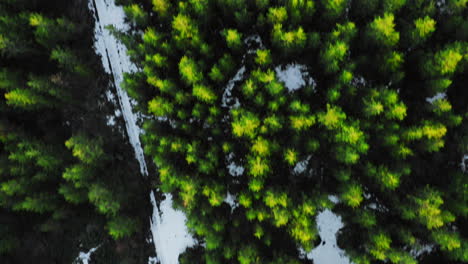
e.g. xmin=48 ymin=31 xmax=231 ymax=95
xmin=328 ymin=195 xmax=340 ymax=204
xmin=305 ymin=210 xmax=352 ymax=264
xmin=411 ymin=244 xmax=435 ymax=257
xmin=244 ymin=35 xmax=264 ymax=47
xmin=150 ymin=193 xmax=195 ymax=264
xmin=244 ymin=34 xmax=265 ymax=54
xmin=224 ymin=192 xmax=238 ymax=212
xmin=75 ymin=245 xmax=100 ymax=264
xmin=222 ymin=66 xmax=246 ymax=108
xmin=462 ymin=154 xmax=468 ymax=172
xmin=293 ymin=156 xmax=311 ymax=174
xmin=106 ymin=115 xmax=116 ymax=126
xmin=227 ymin=162 xmax=245 ymax=177
xmin=426 ymin=92 xmax=446 ymax=104
xmin=148 ymin=256 xmax=158 ymax=264
xmin=226 ymin=153 xmax=244 ymax=177
xmin=105 ymin=90 xmax=117 ymax=105
xmin=90 ymin=0 xmax=146 ymax=176
xmin=275 ymin=64 xmax=313 ymax=92
xmin=351 ymin=76 xmax=366 ymax=87
xmin=90 ymin=1 xmax=194 ymax=263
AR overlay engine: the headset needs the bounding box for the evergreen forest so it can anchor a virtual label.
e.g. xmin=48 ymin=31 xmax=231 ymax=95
xmin=0 ymin=0 xmax=467 ymax=264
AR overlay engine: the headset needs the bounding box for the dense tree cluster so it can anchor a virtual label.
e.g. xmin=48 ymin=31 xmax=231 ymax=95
xmin=116 ymin=0 xmax=467 ymax=263
xmin=0 ymin=0 xmax=149 ymax=262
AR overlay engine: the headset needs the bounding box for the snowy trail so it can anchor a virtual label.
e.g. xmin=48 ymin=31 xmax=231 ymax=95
xmin=88 ymin=0 xmax=194 ymax=263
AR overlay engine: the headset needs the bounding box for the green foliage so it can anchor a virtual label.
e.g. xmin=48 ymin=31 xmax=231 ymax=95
xmin=65 ymin=135 xmax=104 ymax=164
xmin=4 ymin=88 xmax=47 ymax=109
xmin=232 ymin=111 xmax=261 ymax=138
xmin=179 ymin=56 xmax=203 ymax=85
xmin=107 ymin=216 xmax=138 ymax=240
xmin=255 ymin=49 xmax=272 ymax=66
xmin=433 ymin=46 xmax=463 ymax=75
xmin=223 ymin=28 xmax=243 ymax=50
xmin=0 ymin=2 xmax=145 ymax=261
xmin=321 ymin=41 xmax=349 ymax=73
xmin=148 ymin=96 xmax=174 ymax=116
xmin=271 ymin=24 xmax=307 ymax=52
xmin=62 ymin=165 xmax=92 ymax=188
xmin=88 ymin=184 xmax=120 ymax=216
xmin=152 ymin=0 xmax=171 ymax=17
xmin=124 ymin=4 xmax=148 ymax=25
xmin=321 ymin=0 xmax=348 ymax=19
xmin=341 ymin=183 xmax=363 ymax=207
xmin=317 ymin=104 xmax=346 ymax=129
xmin=413 ymin=16 xmax=436 ymax=40
xmin=267 ymin=7 xmax=288 ymax=24
xmin=172 ymin=13 xmax=200 ymax=47
xmin=58 ymin=183 xmax=87 ymax=204
xmin=51 ymin=48 xmax=89 ymax=76
xmin=29 ymin=14 xmax=76 ymax=48
xmin=193 ymin=84 xmax=217 ymax=103
xmin=368 ymin=13 xmax=400 ymax=47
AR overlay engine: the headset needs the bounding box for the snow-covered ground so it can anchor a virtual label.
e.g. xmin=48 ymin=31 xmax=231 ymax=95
xmin=88 ymin=1 xmax=194 ymax=263
xmin=275 ymin=64 xmax=315 ymax=92
xmin=426 ymin=92 xmax=446 ymax=104
xmin=461 ymin=154 xmax=468 ymax=172
xmin=74 ymin=246 xmax=100 ymax=264
xmin=150 ymin=193 xmax=195 ymax=264
xmin=304 ymin=210 xmax=352 ymax=264
xmin=222 ymin=66 xmax=246 ymax=108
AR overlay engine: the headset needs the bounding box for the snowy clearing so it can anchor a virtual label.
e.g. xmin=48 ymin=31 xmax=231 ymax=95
xmin=305 ymin=210 xmax=352 ymax=264
xmin=275 ymin=64 xmax=314 ymax=92
xmin=150 ymin=193 xmax=195 ymax=264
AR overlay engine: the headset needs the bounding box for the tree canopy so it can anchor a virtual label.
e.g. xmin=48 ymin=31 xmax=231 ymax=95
xmin=116 ymin=0 xmax=467 ymax=263
xmin=0 ymin=0 xmax=150 ymax=262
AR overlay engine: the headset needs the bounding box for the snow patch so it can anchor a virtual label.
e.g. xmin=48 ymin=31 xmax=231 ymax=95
xmin=226 ymin=153 xmax=245 ymax=177
xmin=90 ymin=0 xmax=146 ymax=175
xmin=245 ymin=34 xmax=265 ymax=53
xmin=75 ymin=245 xmax=100 ymax=264
xmin=150 ymin=193 xmax=195 ymax=264
xmin=411 ymin=244 xmax=435 ymax=258
xmin=106 ymin=115 xmax=116 ymax=126
xmin=462 ymin=154 xmax=468 ymax=172
xmin=275 ymin=64 xmax=313 ymax=92
xmin=426 ymin=92 xmax=446 ymax=104
xmin=105 ymin=90 xmax=117 ymax=105
xmin=224 ymin=192 xmax=238 ymax=212
xmin=351 ymin=76 xmax=366 ymax=87
xmin=148 ymin=256 xmax=159 ymax=264
xmin=293 ymin=156 xmax=311 ymax=174
xmin=244 ymin=34 xmax=264 ymax=46
xmin=228 ymin=162 xmax=245 ymax=177
xmin=305 ymin=210 xmax=351 ymax=264
xmin=222 ymin=66 xmax=246 ymax=108
xmin=328 ymin=195 xmax=340 ymax=204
